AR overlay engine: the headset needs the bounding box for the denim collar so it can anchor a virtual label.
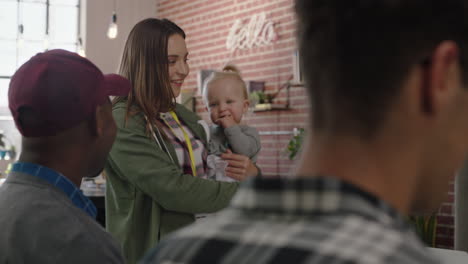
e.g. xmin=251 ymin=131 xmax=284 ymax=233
xmin=10 ymin=162 xmax=97 ymax=219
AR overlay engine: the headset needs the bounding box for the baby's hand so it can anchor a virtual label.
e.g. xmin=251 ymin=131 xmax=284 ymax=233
xmin=217 ymin=111 xmax=236 ymax=128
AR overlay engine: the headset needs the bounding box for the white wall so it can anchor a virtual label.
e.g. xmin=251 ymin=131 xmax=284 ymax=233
xmin=83 ymin=0 xmax=157 ymax=74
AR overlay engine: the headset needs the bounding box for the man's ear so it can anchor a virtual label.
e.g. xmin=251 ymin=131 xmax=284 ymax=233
xmin=89 ymin=105 xmax=105 ymax=138
xmin=423 ymin=41 xmax=460 ymax=115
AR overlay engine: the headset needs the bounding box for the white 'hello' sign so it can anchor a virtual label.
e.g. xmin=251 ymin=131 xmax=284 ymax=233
xmin=226 ymin=12 xmax=278 ymax=52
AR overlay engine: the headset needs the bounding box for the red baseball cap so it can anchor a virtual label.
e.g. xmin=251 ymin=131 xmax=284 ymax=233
xmin=8 ymin=49 xmax=131 ymax=137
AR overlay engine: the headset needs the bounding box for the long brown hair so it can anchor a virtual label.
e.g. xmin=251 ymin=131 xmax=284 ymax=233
xmin=115 ymin=18 xmax=186 ymax=130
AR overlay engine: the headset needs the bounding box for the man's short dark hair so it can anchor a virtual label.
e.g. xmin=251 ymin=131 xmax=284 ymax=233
xmin=295 ymin=0 xmax=468 ymax=138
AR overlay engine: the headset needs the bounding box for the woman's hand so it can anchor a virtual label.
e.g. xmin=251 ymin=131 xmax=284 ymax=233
xmin=221 ymin=149 xmax=259 ymax=181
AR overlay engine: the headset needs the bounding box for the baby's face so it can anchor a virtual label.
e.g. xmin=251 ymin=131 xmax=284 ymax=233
xmin=206 ymin=77 xmax=249 ymax=127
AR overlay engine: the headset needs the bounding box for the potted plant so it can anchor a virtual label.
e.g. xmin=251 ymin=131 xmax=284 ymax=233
xmin=0 ymin=131 xmax=16 ymax=161
xmin=250 ymin=91 xmax=273 ymax=105
xmin=408 ymin=213 xmax=438 ymax=247
xmin=286 ymin=128 xmax=305 ymax=160
xmin=0 ymin=132 xmax=6 ymax=160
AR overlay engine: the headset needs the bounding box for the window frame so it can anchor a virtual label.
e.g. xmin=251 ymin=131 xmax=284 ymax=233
xmin=0 ymin=0 xmax=82 ymax=113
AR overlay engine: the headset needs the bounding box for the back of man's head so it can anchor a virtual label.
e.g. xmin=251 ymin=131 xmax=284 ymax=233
xmin=8 ymin=49 xmax=130 ymax=176
xmin=295 ymin=0 xmax=468 ymax=138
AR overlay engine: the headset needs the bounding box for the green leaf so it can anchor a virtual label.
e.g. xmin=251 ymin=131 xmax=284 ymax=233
xmin=286 ymin=128 xmax=305 ymax=160
xmin=0 ymin=134 xmax=5 ymax=148
xmin=407 ymin=213 xmax=438 ymax=247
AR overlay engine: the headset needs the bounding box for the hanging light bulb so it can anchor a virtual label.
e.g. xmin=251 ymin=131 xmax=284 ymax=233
xmin=77 ymin=37 xmax=86 ymax=57
xmin=78 ymin=48 xmax=86 ymax=57
xmin=17 ymin=24 xmax=24 ymax=47
xmin=43 ymin=34 xmax=50 ymax=50
xmin=107 ymin=12 xmax=118 ymax=39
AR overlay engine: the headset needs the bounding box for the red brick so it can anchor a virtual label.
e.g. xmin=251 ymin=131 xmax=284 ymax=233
xmin=446 ymin=194 xmax=454 ymax=203
xmin=437 ymin=215 xmax=454 ymax=226
xmin=439 ymin=205 xmax=453 ymax=215
xmin=436 ymin=226 xmax=454 ymax=237
xmin=435 ymin=236 xmax=454 ymax=249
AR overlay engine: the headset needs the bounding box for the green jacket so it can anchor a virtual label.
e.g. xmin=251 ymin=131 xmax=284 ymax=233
xmin=105 ymin=102 xmax=239 ymax=264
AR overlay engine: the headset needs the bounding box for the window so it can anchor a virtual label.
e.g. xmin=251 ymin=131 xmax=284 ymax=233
xmin=0 ymin=0 xmax=81 ymax=109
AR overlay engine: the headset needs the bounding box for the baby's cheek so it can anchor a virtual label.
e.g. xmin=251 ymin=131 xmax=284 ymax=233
xmin=210 ymin=111 xmax=218 ymax=120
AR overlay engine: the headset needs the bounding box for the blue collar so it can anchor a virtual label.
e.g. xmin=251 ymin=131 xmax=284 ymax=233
xmin=11 ymin=162 xmax=97 ymax=219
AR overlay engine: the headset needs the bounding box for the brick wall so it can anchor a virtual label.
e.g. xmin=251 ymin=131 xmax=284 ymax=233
xmin=436 ymin=179 xmax=455 ymax=249
xmin=157 ymin=0 xmax=304 ymax=178
xmin=156 ymin=0 xmax=454 ymax=249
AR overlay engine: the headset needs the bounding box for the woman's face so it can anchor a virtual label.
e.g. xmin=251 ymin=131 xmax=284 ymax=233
xmin=167 ymin=34 xmax=189 ymax=98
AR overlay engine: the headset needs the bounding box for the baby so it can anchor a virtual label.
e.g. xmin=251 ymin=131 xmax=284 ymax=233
xmin=202 ymin=65 xmax=261 ymax=182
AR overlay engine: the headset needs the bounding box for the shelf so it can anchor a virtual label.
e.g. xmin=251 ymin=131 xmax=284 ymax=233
xmin=253 ymin=103 xmax=290 ymax=112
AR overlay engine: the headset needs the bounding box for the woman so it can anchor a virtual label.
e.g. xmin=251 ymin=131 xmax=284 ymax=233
xmin=105 ymin=18 xmax=259 ymax=264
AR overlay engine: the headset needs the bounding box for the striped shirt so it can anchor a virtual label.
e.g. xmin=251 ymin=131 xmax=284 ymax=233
xmin=141 ymin=176 xmax=441 ymax=264
xmin=10 ymin=162 xmax=97 ymax=219
xmin=160 ymin=112 xmax=208 ymax=178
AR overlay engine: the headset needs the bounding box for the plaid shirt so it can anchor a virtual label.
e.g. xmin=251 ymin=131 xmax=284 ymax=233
xmin=160 ymin=112 xmax=208 ymax=178
xmin=141 ymin=176 xmax=440 ymax=264
xmin=10 ymin=162 xmax=97 ymax=219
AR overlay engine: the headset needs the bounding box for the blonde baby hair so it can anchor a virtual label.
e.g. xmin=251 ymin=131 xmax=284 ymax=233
xmin=202 ymin=64 xmax=249 ymax=105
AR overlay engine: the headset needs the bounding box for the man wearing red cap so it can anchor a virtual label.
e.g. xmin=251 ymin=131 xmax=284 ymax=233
xmin=0 ymin=49 xmax=130 ymax=263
